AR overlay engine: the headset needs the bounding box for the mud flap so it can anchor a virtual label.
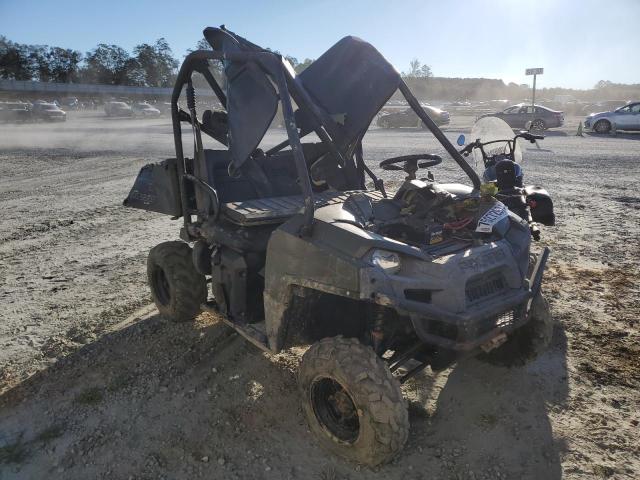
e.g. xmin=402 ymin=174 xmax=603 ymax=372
xmin=123 ymin=158 xmax=182 ymax=216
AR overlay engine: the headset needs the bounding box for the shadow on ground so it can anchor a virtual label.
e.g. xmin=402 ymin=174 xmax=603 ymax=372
xmin=0 ymin=311 xmax=569 ymax=480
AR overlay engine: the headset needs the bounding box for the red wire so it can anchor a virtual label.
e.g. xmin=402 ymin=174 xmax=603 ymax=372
xmin=444 ymin=217 xmax=473 ymax=230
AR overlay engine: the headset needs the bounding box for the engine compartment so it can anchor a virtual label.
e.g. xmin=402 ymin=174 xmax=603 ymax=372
xmin=343 ymin=181 xmax=502 ymax=249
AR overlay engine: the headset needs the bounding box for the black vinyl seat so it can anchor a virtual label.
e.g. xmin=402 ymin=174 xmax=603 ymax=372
xmin=202 ymin=145 xmax=330 ymax=224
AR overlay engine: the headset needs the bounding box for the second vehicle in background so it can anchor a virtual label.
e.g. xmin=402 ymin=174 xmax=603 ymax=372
xmin=479 ymin=103 xmax=564 ymax=131
xmin=132 ymin=102 xmax=162 ymax=118
xmin=584 ymin=102 xmax=640 ymax=134
xmin=377 ymin=105 xmax=450 ymax=128
xmin=0 ymin=102 xmax=32 ymax=123
xmin=104 ymin=101 xmax=134 ymax=117
xmin=32 ymin=102 xmax=67 ymax=122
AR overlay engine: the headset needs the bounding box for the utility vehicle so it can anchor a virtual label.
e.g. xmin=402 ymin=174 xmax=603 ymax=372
xmin=124 ymin=26 xmax=554 ymax=466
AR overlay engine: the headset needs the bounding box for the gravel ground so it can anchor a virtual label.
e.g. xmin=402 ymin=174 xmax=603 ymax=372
xmin=0 ymin=112 xmax=638 ymax=479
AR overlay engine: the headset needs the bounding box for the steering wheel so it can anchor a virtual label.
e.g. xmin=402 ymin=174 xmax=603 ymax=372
xmin=379 ymin=154 xmax=442 ymax=171
xmin=379 ymin=154 xmax=442 ymax=180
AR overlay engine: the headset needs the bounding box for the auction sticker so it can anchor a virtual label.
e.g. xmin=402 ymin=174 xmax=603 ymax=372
xmin=476 ymin=202 xmax=508 ymax=233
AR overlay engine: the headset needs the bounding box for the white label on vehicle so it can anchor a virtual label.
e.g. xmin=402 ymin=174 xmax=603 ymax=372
xmin=476 ymin=202 xmax=508 ymax=233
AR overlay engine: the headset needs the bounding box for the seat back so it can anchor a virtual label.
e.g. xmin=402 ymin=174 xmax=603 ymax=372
xmin=296 ymin=36 xmax=401 ymax=153
xmin=203 ymin=146 xmax=328 ymax=204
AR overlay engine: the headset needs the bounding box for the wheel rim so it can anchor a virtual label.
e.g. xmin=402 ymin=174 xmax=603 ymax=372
xmin=595 ymin=121 xmax=609 ymax=133
xmin=310 ymin=377 xmax=360 ymax=444
xmin=152 ymin=267 xmax=171 ymax=306
xmin=532 ymin=120 xmax=544 ymax=130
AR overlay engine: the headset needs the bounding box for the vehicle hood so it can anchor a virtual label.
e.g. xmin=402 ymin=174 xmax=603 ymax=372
xmin=586 ymin=111 xmax=610 ymax=119
xmin=313 ymin=201 xmax=429 ymax=261
xmin=427 ymin=106 xmax=448 ymax=116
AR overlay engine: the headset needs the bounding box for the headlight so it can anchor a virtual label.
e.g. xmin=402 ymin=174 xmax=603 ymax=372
xmin=371 ymin=249 xmax=401 ymax=274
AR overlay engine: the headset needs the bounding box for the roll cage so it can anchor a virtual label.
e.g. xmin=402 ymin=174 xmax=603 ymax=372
xmin=171 ymin=26 xmax=480 ymax=236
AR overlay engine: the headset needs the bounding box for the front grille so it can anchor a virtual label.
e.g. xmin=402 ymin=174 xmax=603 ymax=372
xmin=465 ymin=272 xmax=507 ymax=304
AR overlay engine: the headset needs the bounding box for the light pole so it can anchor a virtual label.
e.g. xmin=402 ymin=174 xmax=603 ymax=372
xmin=525 ymin=68 xmax=544 ymax=107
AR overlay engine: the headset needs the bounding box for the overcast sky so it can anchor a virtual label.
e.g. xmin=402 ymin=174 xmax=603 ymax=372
xmin=1 ymin=0 xmax=638 ymax=89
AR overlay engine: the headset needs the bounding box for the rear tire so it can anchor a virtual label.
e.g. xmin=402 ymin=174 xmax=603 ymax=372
xmin=147 ymin=241 xmax=206 ymax=322
xmin=594 ymin=119 xmax=611 ymax=134
xmin=478 ymin=293 xmax=553 ymax=367
xmin=298 ymin=336 xmax=408 ymax=466
xmin=531 ymin=119 xmax=546 ymax=131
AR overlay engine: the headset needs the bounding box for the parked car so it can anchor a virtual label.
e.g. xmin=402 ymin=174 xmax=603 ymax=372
xmin=581 ymin=101 xmax=627 ymax=116
xmin=60 ymin=96 xmax=80 ymax=110
xmin=32 ymin=102 xmax=66 ymax=122
xmin=377 ymin=106 xmax=450 ymax=128
xmin=584 ymin=101 xmax=640 ymax=133
xmin=132 ymin=102 xmax=161 ymax=118
xmin=0 ymin=102 xmax=32 ymax=123
xmin=104 ymin=101 xmax=134 ymax=117
xmin=478 ymin=104 xmax=564 ymax=130
xmin=155 ymin=102 xmax=172 ymax=116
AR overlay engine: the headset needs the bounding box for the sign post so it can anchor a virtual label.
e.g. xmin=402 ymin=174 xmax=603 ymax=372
xmin=525 ymin=68 xmax=544 ymax=108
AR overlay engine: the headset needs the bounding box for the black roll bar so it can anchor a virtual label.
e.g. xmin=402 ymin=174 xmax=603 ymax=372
xmin=171 ymin=50 xmax=316 ymax=235
xmin=399 ymin=81 xmax=481 ymax=190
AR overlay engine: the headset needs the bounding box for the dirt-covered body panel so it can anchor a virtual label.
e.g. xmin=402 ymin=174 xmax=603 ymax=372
xmin=264 ymin=193 xmax=539 ymax=353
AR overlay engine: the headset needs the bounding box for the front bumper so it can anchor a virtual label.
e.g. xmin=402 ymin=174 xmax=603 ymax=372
xmin=363 ymin=247 xmax=550 ymax=352
xmin=44 ymin=114 xmax=66 ymax=121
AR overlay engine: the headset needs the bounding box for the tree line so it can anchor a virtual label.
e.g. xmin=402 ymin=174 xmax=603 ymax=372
xmin=0 ymin=36 xmax=317 ymax=87
xmin=2 ymin=35 xmax=638 ymax=102
xmin=0 ymin=36 xmax=179 ymax=87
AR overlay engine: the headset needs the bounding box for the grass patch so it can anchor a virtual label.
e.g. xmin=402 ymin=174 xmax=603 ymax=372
xmin=74 ymin=387 xmax=103 ymax=405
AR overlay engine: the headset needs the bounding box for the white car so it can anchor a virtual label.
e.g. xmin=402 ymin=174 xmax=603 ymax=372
xmin=105 ymin=101 xmax=134 ymax=117
xmin=584 ymin=102 xmax=640 ymax=133
xmin=132 ymin=102 xmax=161 ymax=118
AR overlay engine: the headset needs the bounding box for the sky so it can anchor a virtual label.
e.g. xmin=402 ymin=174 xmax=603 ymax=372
xmin=1 ymin=0 xmax=638 ymax=90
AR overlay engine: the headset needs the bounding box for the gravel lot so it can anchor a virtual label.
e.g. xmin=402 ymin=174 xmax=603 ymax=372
xmin=0 ymin=112 xmax=638 ymax=479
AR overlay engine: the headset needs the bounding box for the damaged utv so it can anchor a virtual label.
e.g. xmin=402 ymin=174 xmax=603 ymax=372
xmin=124 ymin=26 xmax=553 ymax=466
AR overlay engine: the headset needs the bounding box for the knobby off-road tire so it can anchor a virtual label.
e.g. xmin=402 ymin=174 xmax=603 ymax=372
xmin=147 ymin=241 xmax=206 ymax=322
xmin=298 ymin=336 xmax=409 ymax=466
xmin=478 ymin=293 xmax=553 ymax=367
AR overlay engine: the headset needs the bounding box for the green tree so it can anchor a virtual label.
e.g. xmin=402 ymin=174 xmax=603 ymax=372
xmin=402 ymin=58 xmax=432 ymax=78
xmin=83 ymin=44 xmax=140 ymax=85
xmin=0 ymin=36 xmax=33 ymax=80
xmin=46 ymin=47 xmax=82 ymax=83
xmin=133 ymin=38 xmax=177 ymax=87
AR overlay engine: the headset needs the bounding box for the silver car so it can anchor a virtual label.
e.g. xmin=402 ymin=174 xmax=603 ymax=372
xmin=584 ymin=102 xmax=640 ymax=133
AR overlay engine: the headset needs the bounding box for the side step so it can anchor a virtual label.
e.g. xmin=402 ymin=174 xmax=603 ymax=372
xmin=201 ymin=302 xmax=272 ymax=353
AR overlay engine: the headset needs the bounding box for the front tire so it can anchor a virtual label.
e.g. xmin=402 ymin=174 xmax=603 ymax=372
xmin=147 ymin=241 xmax=207 ymax=322
xmin=478 ymin=293 xmax=553 ymax=367
xmin=298 ymin=336 xmax=409 ymax=466
xmin=594 ymin=119 xmax=611 ymax=134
